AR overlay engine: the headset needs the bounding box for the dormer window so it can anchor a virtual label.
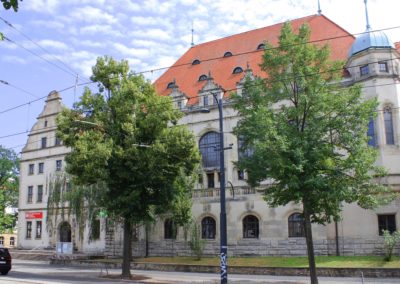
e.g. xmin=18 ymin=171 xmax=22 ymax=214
xmin=192 ymin=59 xmax=201 ymax=65
xmin=360 ymin=64 xmax=369 ymax=76
xmin=233 ymin=67 xmax=243 ymax=74
xmin=257 ymin=43 xmax=265 ymax=50
xmin=203 ymin=95 xmax=209 ymax=106
xmin=379 ymin=61 xmax=388 ymax=72
xmin=167 ymin=82 xmax=175 ymax=89
xmin=177 ymin=101 xmax=182 ymax=109
xmin=223 ymin=51 xmax=232 ymax=57
xmin=199 ymin=74 xmax=208 ymax=81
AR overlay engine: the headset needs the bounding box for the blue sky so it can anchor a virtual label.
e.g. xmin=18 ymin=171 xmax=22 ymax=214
xmin=1 ymin=0 xmax=400 ymax=154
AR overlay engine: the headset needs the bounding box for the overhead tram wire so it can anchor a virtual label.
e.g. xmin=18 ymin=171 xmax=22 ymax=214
xmin=1 ymin=25 xmax=400 ymax=116
xmin=2 ymin=35 xmax=77 ymax=78
xmin=132 ymin=25 xmax=400 ymax=76
xmin=0 ymin=16 xmax=87 ymax=81
xmin=1 ymin=54 xmax=400 ymax=117
xmin=3 ymin=79 xmax=400 ymax=143
xmin=0 ymin=81 xmax=94 ymax=115
xmin=0 ymin=79 xmax=40 ymax=98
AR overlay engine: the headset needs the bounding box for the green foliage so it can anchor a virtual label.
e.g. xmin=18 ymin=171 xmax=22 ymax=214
xmin=46 ymin=172 xmax=107 ymax=243
xmin=189 ymin=222 xmax=205 ymax=260
xmin=233 ymin=22 xmax=391 ymax=224
xmin=57 ymin=56 xmax=200 ymax=223
xmin=56 ymin=56 xmax=200 ymax=275
xmin=0 ymin=145 xmax=19 ymax=233
xmin=1 ymin=0 xmax=21 ymax=11
xmin=382 ymin=230 xmax=400 ymax=261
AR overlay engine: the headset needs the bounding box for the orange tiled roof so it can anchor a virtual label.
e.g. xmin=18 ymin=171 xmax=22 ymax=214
xmin=154 ymin=15 xmax=355 ymax=105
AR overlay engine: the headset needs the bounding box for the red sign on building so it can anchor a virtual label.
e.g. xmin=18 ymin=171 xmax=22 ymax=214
xmin=25 ymin=212 xmax=43 ymax=219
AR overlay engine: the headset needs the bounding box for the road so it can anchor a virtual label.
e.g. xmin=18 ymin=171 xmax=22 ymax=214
xmin=1 ymin=259 xmax=399 ymax=284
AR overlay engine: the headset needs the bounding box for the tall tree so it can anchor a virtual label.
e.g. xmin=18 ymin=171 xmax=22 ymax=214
xmin=0 ymin=145 xmax=19 ymax=233
xmin=56 ymin=56 xmax=200 ymax=278
xmin=233 ymin=23 xmax=390 ymax=284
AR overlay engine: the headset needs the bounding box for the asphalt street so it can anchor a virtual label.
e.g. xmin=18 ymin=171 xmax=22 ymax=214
xmin=0 ymin=259 xmax=399 ymax=284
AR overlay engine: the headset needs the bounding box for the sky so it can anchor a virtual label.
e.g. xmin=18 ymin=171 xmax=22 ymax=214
xmin=1 ymin=0 xmax=400 ymax=155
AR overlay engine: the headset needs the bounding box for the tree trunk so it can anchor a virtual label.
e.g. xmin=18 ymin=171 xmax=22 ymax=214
xmin=122 ymin=218 xmax=132 ymax=278
xmin=145 ymin=223 xmax=149 ymax=258
xmin=303 ymin=201 xmax=318 ymax=284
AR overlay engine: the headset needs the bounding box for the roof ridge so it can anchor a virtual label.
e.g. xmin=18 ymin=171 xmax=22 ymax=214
xmin=316 ymin=14 xmax=355 ymax=40
xmin=191 ymin=14 xmax=318 ymax=50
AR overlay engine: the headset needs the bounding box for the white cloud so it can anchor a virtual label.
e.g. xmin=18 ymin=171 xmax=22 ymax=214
xmin=69 ymin=6 xmax=118 ymax=24
xmin=0 ymin=55 xmax=28 ymax=64
xmin=130 ymin=28 xmax=171 ymax=41
xmin=80 ymin=24 xmax=123 ymax=37
xmin=37 ymin=39 xmax=69 ymax=50
xmin=30 ymin=20 xmax=65 ymax=31
xmin=113 ymin=43 xmax=150 ymax=58
xmin=24 ymin=0 xmax=61 ymax=14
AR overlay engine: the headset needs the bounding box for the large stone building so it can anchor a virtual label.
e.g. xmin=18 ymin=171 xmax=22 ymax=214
xmin=18 ymin=13 xmax=400 ymax=257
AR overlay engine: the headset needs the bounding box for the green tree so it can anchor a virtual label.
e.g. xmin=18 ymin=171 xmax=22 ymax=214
xmin=56 ymin=56 xmax=200 ymax=278
xmin=233 ymin=23 xmax=391 ymax=284
xmin=0 ymin=145 xmax=19 ymax=233
xmin=1 ymin=0 xmax=20 ymax=11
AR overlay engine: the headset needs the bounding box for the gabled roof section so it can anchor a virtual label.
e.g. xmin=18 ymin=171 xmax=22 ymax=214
xmin=154 ymin=15 xmax=355 ymax=105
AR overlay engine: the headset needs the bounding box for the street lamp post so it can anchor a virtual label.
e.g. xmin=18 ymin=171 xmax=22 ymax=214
xmin=199 ymin=90 xmax=228 ymax=283
xmin=215 ymin=91 xmax=228 ymax=284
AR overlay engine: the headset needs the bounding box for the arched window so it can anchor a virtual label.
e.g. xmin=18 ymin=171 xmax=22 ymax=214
xmin=164 ymin=218 xmax=176 ymax=239
xmin=223 ymin=51 xmax=232 ymax=57
xmin=167 ymin=82 xmax=175 ymax=89
xmin=257 ymin=43 xmax=265 ymax=50
xmin=232 ymin=67 xmax=243 ymax=74
xmin=192 ymin=59 xmax=201 ymax=65
xmin=384 ymin=107 xmax=395 ymax=145
xmin=288 ymin=213 xmax=305 ymax=237
xmin=59 ymin=222 xmax=72 ymax=242
xmin=243 ymin=215 xmax=259 ymax=238
xmin=201 ymin=217 xmax=216 ymax=239
xmin=367 ymin=118 xmax=376 ymax=147
xmin=238 ymin=135 xmax=254 ymax=160
xmin=199 ymin=132 xmax=220 ymax=168
xmin=198 ymin=74 xmax=208 ymax=81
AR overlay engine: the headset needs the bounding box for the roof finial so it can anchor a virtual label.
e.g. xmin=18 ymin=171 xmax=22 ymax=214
xmin=317 ymin=0 xmax=322 ymax=15
xmin=191 ymin=21 xmax=194 ymax=46
xmin=364 ymin=0 xmax=371 ymax=31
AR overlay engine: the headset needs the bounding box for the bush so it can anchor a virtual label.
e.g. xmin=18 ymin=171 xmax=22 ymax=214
xmin=382 ymin=230 xmax=400 ymax=261
xmin=189 ymin=222 xmax=205 ymax=260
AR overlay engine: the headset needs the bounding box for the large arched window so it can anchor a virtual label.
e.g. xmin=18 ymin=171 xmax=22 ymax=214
xmin=201 ymin=217 xmax=216 ymax=239
xmin=243 ymin=215 xmax=259 ymax=238
xmin=384 ymin=107 xmax=395 ymax=145
xmin=199 ymin=132 xmax=220 ymax=168
xmin=288 ymin=213 xmax=305 ymax=237
xmin=164 ymin=218 xmax=176 ymax=239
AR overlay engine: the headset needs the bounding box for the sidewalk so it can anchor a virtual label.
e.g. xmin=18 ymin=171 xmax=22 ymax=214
xmin=107 ymin=268 xmax=400 ymax=284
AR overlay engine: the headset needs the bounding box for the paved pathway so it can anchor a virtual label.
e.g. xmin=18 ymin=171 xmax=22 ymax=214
xmin=1 ymin=259 xmax=399 ymax=284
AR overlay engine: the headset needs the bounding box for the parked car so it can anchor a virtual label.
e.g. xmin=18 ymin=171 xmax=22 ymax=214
xmin=0 ymin=247 xmax=11 ymax=275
